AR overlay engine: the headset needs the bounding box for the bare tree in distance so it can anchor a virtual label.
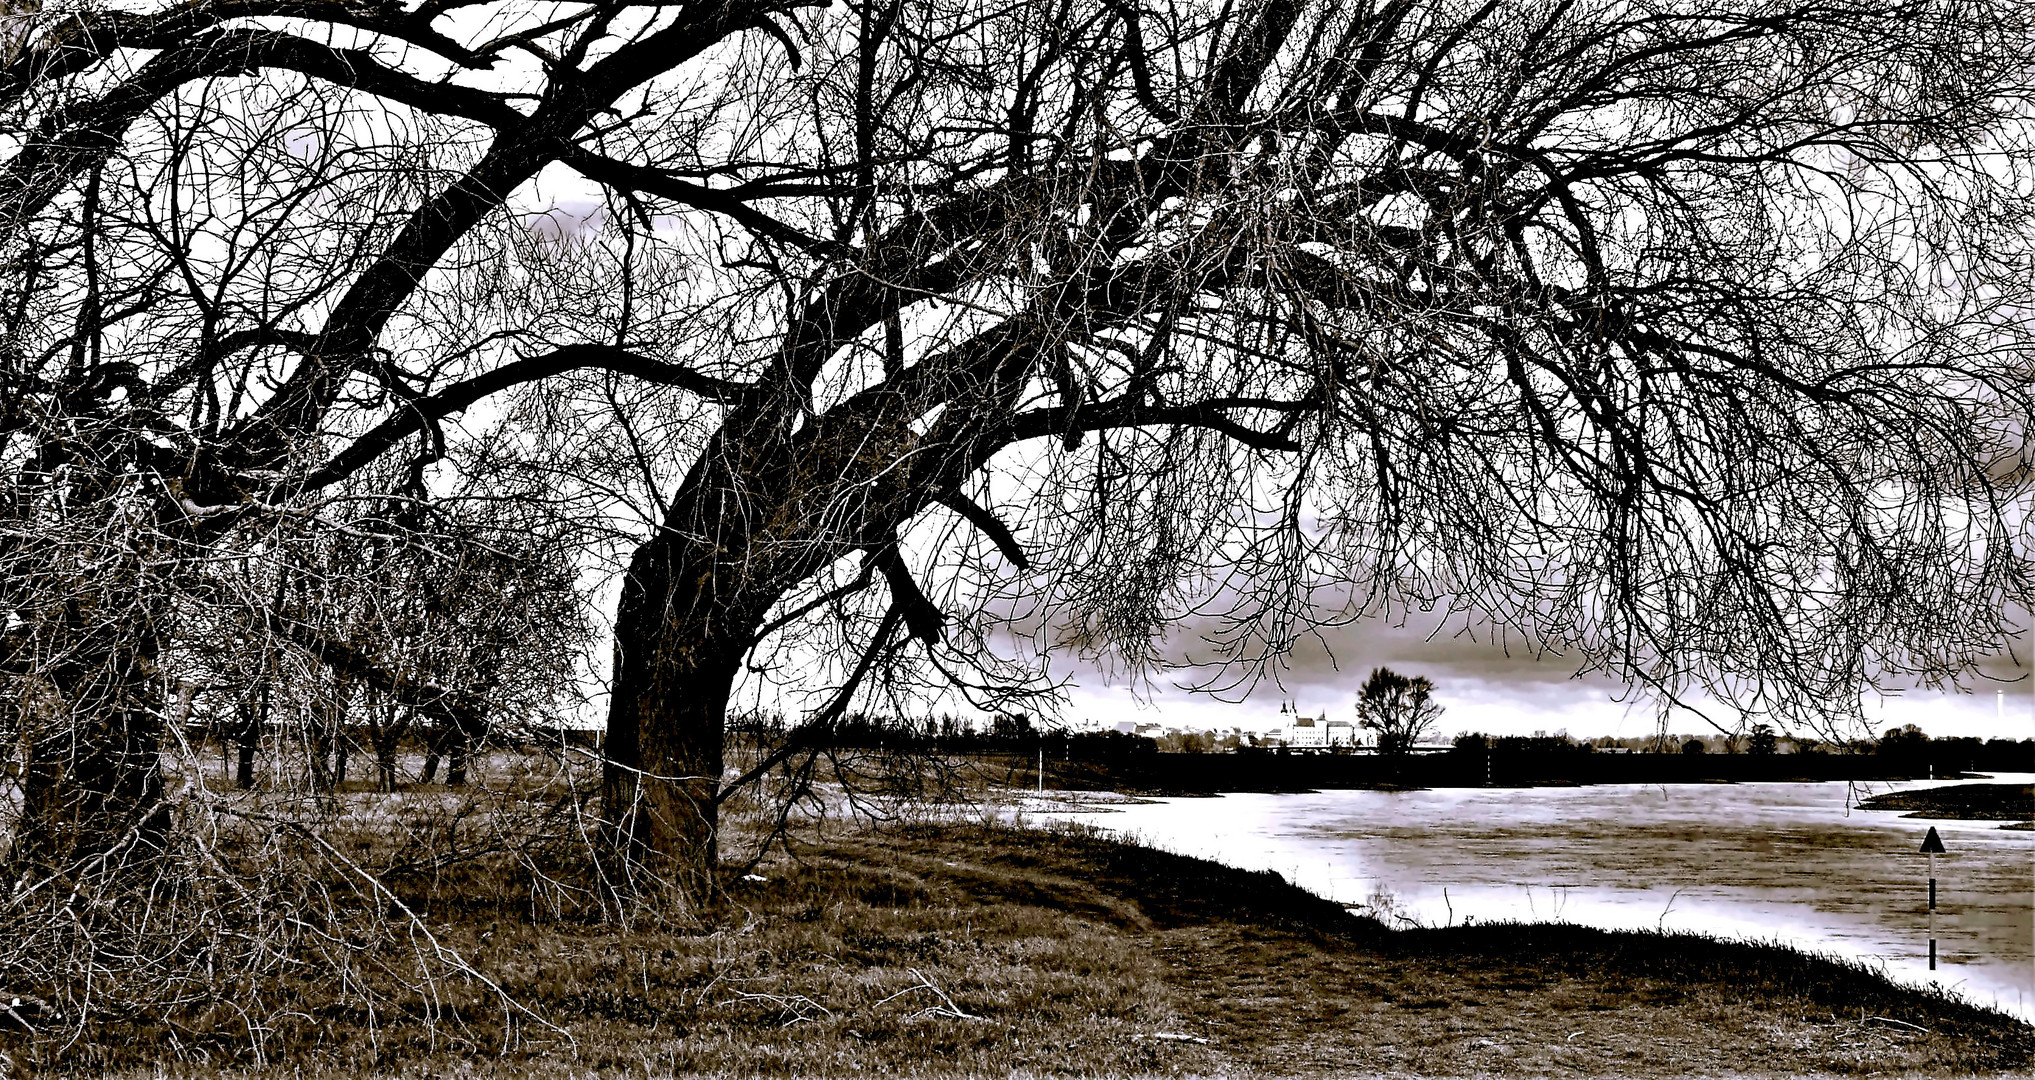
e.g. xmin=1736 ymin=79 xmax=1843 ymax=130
xmin=1355 ymin=667 xmax=1443 ymax=756
xmin=0 ymin=0 xmax=2028 ymax=912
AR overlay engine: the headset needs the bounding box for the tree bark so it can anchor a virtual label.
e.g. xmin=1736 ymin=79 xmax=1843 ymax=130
xmin=309 ymin=721 xmax=335 ymax=792
xmin=602 ymin=534 xmax=746 ymax=904
xmin=235 ymin=696 xmax=262 ymax=789
xmin=446 ymin=731 xmax=469 ymax=787
xmin=8 ymin=612 xmax=166 ymax=880
xmin=307 ymin=672 xmax=353 ymax=791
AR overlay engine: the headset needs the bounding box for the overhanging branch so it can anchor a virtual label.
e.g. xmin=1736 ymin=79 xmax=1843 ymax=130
xmin=563 ymin=148 xmax=853 ymax=259
xmin=1005 ymin=394 xmax=1307 ymax=452
xmin=263 ymin=613 xmax=487 ymax=736
xmin=295 ymin=344 xmax=752 ymax=495
xmin=869 ymin=540 xmax=946 ymax=644
xmin=716 ymin=605 xmax=906 ymax=806
xmin=936 ymin=492 xmax=1031 ymax=569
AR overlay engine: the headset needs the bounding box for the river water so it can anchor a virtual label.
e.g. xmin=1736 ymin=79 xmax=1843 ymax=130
xmin=1023 ymin=773 xmax=2035 ymax=1021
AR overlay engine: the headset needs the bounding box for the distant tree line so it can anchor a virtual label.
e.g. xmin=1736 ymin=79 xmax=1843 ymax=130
xmin=721 ymin=709 xmax=2033 ymax=773
xmin=1449 ymin=726 xmax=2033 ymax=772
xmin=725 ymin=709 xmax=1240 ymax=764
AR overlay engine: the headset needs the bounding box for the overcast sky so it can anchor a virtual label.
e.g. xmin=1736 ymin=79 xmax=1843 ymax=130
xmin=1060 ymin=614 xmax=2034 ymax=741
xmin=522 ymin=154 xmax=2035 ymax=746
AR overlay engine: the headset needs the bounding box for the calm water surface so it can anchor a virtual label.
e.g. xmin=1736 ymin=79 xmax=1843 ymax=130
xmin=1033 ymin=773 xmax=2034 ymax=1021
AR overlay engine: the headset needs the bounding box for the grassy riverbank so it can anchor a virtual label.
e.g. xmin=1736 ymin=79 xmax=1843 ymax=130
xmin=45 ymin=819 xmax=2034 ymax=1079
xmin=1857 ymin=783 xmax=2035 ymax=827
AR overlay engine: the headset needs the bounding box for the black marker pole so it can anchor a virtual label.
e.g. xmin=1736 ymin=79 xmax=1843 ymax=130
xmin=1919 ymin=826 xmax=1946 ymax=972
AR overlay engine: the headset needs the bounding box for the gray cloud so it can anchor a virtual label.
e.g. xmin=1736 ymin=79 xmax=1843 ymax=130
xmin=1056 ymin=607 xmax=2030 ymax=739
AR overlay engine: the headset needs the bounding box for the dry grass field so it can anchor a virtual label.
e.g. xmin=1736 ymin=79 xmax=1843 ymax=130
xmin=26 ymin=814 xmax=2029 ymax=1080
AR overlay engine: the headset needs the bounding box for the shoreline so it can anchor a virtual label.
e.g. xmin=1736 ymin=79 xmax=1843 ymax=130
xmin=1000 ymin=779 xmax=2035 ymax=1025
xmin=1855 ymin=782 xmax=2034 ymax=828
xmin=36 ymin=817 xmax=2034 ymax=1078
xmin=1022 ymin=773 xmax=2035 ymax=830
xmin=1031 ymin=746 xmax=2030 ymax=799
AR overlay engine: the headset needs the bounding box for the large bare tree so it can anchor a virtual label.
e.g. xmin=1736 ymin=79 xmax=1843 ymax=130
xmin=1 ymin=0 xmax=2029 ymax=901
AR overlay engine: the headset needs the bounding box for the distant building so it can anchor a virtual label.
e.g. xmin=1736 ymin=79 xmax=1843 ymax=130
xmin=1283 ymin=712 xmax=1358 ymax=750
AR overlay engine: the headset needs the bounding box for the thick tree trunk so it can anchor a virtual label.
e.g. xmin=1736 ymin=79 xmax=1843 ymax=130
xmin=235 ymin=696 xmax=262 ymax=789
xmin=596 ymin=389 xmax=940 ymax=903
xmin=8 ymin=618 xmax=166 ymax=880
xmin=307 ymin=673 xmax=354 ymax=791
xmin=236 ymin=735 xmax=257 ymax=789
xmin=446 ymin=732 xmax=469 ymax=787
xmin=602 ymin=537 xmax=745 ymax=904
xmin=309 ymin=726 xmax=334 ymax=791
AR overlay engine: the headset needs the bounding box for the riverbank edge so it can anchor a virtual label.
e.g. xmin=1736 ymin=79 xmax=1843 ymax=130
xmin=1855 ymin=782 xmax=2035 ymax=828
xmin=60 ymin=817 xmax=2035 ymax=1079
xmin=1029 ymin=772 xmax=2035 ymax=831
xmin=1034 ymin=749 xmax=2019 ymax=800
